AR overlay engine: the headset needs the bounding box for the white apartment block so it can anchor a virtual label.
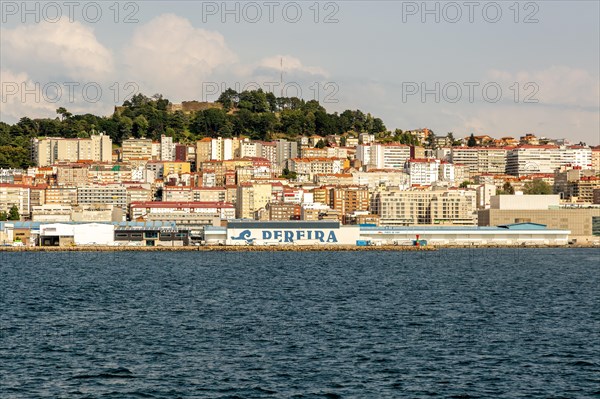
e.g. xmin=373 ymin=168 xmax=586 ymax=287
xmin=506 ymin=146 xmax=563 ymax=176
xmin=439 ymin=162 xmax=456 ymax=182
xmin=160 ymin=135 xmax=175 ymax=161
xmin=562 ymin=146 xmax=592 ymax=169
xmin=31 ymin=134 xmax=112 ymax=166
xmin=357 ymin=144 xmax=411 ymax=170
xmin=240 ymin=141 xmax=260 ymax=158
xmin=407 ymin=159 xmax=440 ymax=186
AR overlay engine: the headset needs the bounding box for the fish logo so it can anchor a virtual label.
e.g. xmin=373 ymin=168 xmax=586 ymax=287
xmin=230 ymin=230 xmax=254 ymax=242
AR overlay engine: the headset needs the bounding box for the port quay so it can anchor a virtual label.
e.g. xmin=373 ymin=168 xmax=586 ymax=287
xmin=0 ymin=220 xmax=575 ymax=250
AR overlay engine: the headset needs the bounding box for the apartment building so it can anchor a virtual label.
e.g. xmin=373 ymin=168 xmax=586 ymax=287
xmin=160 ymin=135 xmax=175 ymax=161
xmin=329 ymin=186 xmax=370 ymax=216
xmin=268 ymin=203 xmax=301 ymax=220
xmin=56 ymin=165 xmax=89 ymax=186
xmin=506 ymin=146 xmax=564 ymax=176
xmin=275 ymin=139 xmax=298 ymax=167
xmin=45 ymin=186 xmax=78 ymax=206
xmin=288 ymin=158 xmax=344 ymax=177
xmin=406 ymin=159 xmax=440 ymax=186
xmin=77 ymin=185 xmax=127 ymax=212
xmin=592 ymin=147 xmax=600 ymax=171
xmin=357 ymin=144 xmax=411 ymax=170
xmin=88 ymin=164 xmax=133 ymax=185
xmin=477 ymin=148 xmax=508 ymax=174
xmin=236 ymin=183 xmax=272 ymax=219
xmin=122 ymin=138 xmax=153 ymax=161
xmin=372 ymin=189 xmax=476 ymax=226
xmin=0 ymin=184 xmax=30 ymax=217
xmin=450 ymin=148 xmax=479 ymax=175
xmin=32 ymin=134 xmax=112 ymax=166
xmin=352 ymin=171 xmax=410 ymax=189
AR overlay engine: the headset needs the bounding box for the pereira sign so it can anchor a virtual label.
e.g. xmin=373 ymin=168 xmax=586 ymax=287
xmin=230 ymin=229 xmax=338 ymax=243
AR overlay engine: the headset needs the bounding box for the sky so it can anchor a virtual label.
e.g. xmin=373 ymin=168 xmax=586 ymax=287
xmin=1 ymin=1 xmax=599 ymax=144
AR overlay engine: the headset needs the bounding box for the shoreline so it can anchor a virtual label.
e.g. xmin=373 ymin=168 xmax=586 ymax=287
xmin=0 ymin=244 xmax=597 ymax=252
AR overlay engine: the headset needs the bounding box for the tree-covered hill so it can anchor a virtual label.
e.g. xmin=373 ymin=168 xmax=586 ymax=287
xmin=0 ymin=89 xmax=389 ymax=168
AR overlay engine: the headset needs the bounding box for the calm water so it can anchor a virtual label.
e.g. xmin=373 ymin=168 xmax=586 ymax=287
xmin=1 ymin=249 xmax=599 ymax=398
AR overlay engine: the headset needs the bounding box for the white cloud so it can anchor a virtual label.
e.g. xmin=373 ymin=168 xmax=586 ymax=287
xmin=0 ymin=69 xmax=59 ymax=120
xmin=256 ymin=55 xmax=329 ymax=77
xmin=488 ymin=66 xmax=599 ymax=109
xmin=0 ymin=18 xmax=114 ymax=81
xmin=122 ymin=13 xmax=237 ymax=101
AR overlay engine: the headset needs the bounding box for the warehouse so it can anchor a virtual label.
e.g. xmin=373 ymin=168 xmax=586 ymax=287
xmin=359 ymin=223 xmax=570 ymax=246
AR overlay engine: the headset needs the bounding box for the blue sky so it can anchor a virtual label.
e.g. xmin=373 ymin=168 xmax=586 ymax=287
xmin=1 ymin=1 xmax=598 ymax=144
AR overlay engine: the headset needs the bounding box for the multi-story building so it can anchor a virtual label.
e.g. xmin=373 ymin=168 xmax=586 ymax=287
xmin=561 ymin=146 xmax=593 ymax=169
xmin=329 ymin=187 xmax=370 ymax=218
xmin=591 ymin=146 xmax=600 ymax=171
xmin=45 ymin=186 xmax=78 ymax=206
xmin=192 ymin=187 xmax=227 ymax=203
xmin=372 ymin=188 xmax=476 ymax=226
xmin=554 ymin=168 xmax=597 ymax=200
xmin=477 ymin=148 xmax=508 ymax=174
xmin=126 ymin=186 xmax=153 ymax=206
xmin=77 ymin=185 xmax=127 ymax=212
xmin=0 ymin=184 xmax=30 ymax=218
xmin=122 ymin=138 xmax=153 ymax=161
xmin=506 ymin=146 xmax=564 ymax=176
xmin=160 ymin=135 xmax=175 ymax=161
xmin=406 ymin=159 xmax=440 ymax=186
xmin=31 ymin=134 xmax=112 ymax=166
xmin=276 ymin=139 xmax=298 ymax=167
xmin=288 ymin=158 xmax=345 ymax=177
xmin=301 ymin=148 xmax=328 ymax=158
xmin=357 ymin=144 xmax=411 ymax=170
xmin=56 ymin=164 xmax=89 ymax=186
xmin=268 ymin=203 xmax=301 ymax=220
xmin=352 ymin=171 xmax=410 ymax=189
xmin=450 ymin=148 xmax=479 ymax=175
xmin=236 ymin=183 xmax=272 ymax=219
xmin=88 ymin=164 xmax=133 ymax=185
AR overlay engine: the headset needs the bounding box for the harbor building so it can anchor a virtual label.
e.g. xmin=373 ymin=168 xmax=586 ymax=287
xmin=478 ymin=195 xmax=600 ymax=242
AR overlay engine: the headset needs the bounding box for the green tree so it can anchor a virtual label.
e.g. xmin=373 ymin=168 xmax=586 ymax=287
xmin=8 ymin=205 xmax=19 ymax=221
xmin=132 ymin=115 xmax=149 ymax=138
xmin=523 ymin=179 xmax=552 ymax=195
xmin=56 ymin=107 xmax=72 ymax=121
xmin=280 ymin=168 xmax=297 ymax=180
xmin=0 ymin=211 xmax=7 ymax=221
xmin=315 ymin=139 xmax=326 ymax=149
xmin=467 ymin=133 xmax=477 ymax=147
xmin=500 ymin=181 xmax=515 ymax=195
xmin=459 ymin=180 xmax=474 ymax=188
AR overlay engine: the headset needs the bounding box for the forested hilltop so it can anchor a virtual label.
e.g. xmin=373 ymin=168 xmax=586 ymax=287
xmin=0 ymin=89 xmax=394 ymax=168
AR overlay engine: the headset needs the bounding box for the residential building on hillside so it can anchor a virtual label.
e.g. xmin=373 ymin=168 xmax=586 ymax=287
xmin=32 ymin=134 xmax=112 ymax=166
